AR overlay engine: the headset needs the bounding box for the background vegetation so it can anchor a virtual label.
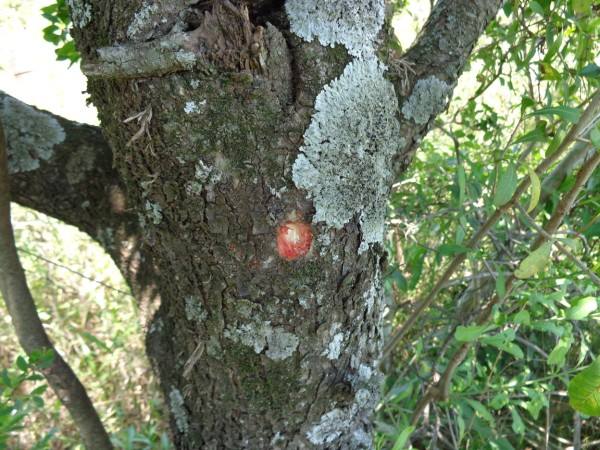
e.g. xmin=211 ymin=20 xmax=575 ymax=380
xmin=0 ymin=0 xmax=599 ymax=449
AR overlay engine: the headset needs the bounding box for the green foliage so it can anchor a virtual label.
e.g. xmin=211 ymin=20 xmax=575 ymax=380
xmin=569 ymin=357 xmax=600 ymax=416
xmin=514 ymin=242 xmax=553 ymax=279
xmin=380 ymin=0 xmax=600 ymax=447
xmin=41 ymin=0 xmax=80 ymax=64
xmin=0 ymin=352 xmax=55 ymax=450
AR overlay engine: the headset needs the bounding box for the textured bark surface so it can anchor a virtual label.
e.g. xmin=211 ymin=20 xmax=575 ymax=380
xmin=4 ymin=0 xmax=503 ymax=448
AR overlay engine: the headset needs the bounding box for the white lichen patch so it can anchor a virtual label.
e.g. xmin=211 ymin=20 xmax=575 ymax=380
xmin=127 ymin=1 xmax=159 ymax=40
xmin=175 ymin=50 xmax=197 ymax=69
xmin=195 ymin=159 xmax=220 ymax=183
xmin=362 ymin=269 xmax=381 ymax=314
xmin=169 ymin=388 xmax=189 ymax=434
xmin=67 ymin=0 xmax=92 ymax=28
xmin=306 ymin=408 xmax=351 ymax=445
xmin=184 ymin=296 xmax=207 ymax=322
xmin=292 ymin=59 xmax=403 ymax=253
xmin=286 ymin=0 xmax=385 ymax=57
xmin=324 ymin=332 xmax=345 ymax=360
xmin=225 ymin=321 xmax=298 ymax=360
xmin=266 ymin=329 xmax=299 ymax=361
xmin=401 ymin=76 xmax=451 ymax=125
xmin=183 ymin=100 xmax=206 ymax=114
xmin=225 ymin=322 xmax=270 ymax=353
xmin=144 ymin=201 xmax=163 ymax=225
xmin=352 ymin=428 xmax=373 ymax=448
xmin=0 ymin=96 xmax=65 ymax=174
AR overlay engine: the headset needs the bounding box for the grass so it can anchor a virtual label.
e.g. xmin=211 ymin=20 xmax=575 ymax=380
xmin=0 ymin=205 xmax=171 ymax=449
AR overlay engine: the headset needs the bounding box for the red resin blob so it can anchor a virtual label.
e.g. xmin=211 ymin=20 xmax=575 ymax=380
xmin=276 ymin=221 xmax=313 ymax=261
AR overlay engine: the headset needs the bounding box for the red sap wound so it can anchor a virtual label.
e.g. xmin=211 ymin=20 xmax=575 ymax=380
xmin=276 ymin=221 xmax=313 ymax=261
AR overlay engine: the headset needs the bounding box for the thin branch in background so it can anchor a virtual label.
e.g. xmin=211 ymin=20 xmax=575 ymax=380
xmin=16 ymin=246 xmax=133 ymax=297
xmin=0 ymin=120 xmax=113 ymax=449
xmin=517 ymin=202 xmax=600 ymax=288
xmin=383 ymin=89 xmax=600 ymax=359
xmin=408 ymin=146 xmax=600 ymax=430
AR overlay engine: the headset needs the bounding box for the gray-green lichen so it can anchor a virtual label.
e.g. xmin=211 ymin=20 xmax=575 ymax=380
xmin=144 ymin=201 xmax=163 ymax=225
xmin=127 ymin=1 xmax=159 ymax=41
xmin=66 ymin=0 xmax=92 ymax=28
xmin=185 ymin=296 xmax=207 ymax=322
xmin=306 ymin=386 xmax=379 ymax=447
xmin=291 ymin=59 xmax=403 ymax=253
xmin=224 ymin=321 xmax=298 ymax=361
xmin=66 ymin=144 xmax=96 ymax=184
xmin=307 ymin=408 xmax=350 ymax=445
xmin=168 ymin=387 xmax=189 ymax=434
xmin=0 ymin=96 xmax=65 ymax=174
xmin=401 ymin=76 xmax=451 ymax=125
xmin=184 ymin=100 xmax=206 ymax=114
xmin=322 ymin=323 xmax=346 ymax=360
xmin=286 ymin=0 xmax=385 ymax=57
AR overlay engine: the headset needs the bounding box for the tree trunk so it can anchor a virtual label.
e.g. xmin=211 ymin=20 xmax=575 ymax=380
xmin=2 ymin=0 xmax=503 ymax=448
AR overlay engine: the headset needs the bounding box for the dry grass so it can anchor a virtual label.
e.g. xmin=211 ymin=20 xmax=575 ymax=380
xmin=1 ymin=206 xmax=170 ymax=449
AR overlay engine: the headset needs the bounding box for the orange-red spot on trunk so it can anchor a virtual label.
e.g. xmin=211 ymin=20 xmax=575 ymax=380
xmin=276 ymin=221 xmax=313 ymax=261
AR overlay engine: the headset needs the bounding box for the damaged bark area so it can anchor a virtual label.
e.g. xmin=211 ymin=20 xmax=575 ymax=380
xmin=82 ymin=2 xmax=273 ymax=78
xmin=74 ymin=1 xmax=384 ymax=448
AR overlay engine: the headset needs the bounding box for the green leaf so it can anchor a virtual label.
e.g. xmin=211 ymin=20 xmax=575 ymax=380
xmin=513 ymin=310 xmax=531 ymax=326
xmin=580 ymin=63 xmax=600 ymax=79
xmin=455 ymin=325 xmax=495 ymax=342
xmin=529 ymin=1 xmax=546 ymax=15
xmin=538 ymin=62 xmax=561 ymax=81
xmin=514 ymin=242 xmax=552 ymax=279
xmin=569 ymin=357 xmax=600 ymax=416
xmin=510 ymin=407 xmax=525 ymax=435
xmin=548 ymin=337 xmax=572 ymax=367
xmin=512 ymin=125 xmax=547 ymax=145
xmin=465 ymin=399 xmax=495 ymax=425
xmin=496 ymin=270 xmax=506 ymax=300
xmin=493 ymin=164 xmax=518 ymax=207
xmin=32 ymin=396 xmax=45 ymax=408
xmin=483 ymin=338 xmax=525 ymax=359
xmin=490 ymin=392 xmax=509 ymax=410
xmin=30 ymin=385 xmax=47 ymax=396
xmin=437 ymin=243 xmax=472 ymax=256
xmin=391 ymin=426 xmax=414 ymax=450
xmin=530 ymin=106 xmax=582 ymax=124
xmin=566 ymin=297 xmax=598 ymax=320
xmin=457 ymin=165 xmax=466 ymax=205
xmin=16 ymin=356 xmax=28 ymax=372
xmin=572 ymin=0 xmax=593 ymax=14
xmin=527 ymin=167 xmax=541 ymax=212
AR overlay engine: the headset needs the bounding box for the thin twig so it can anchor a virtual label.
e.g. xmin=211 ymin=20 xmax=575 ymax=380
xmin=16 ymin=246 xmax=133 ymax=297
xmin=383 ymin=89 xmax=600 ymax=359
xmin=517 ymin=202 xmax=600 ymax=288
xmin=408 ymin=147 xmax=600 ymax=427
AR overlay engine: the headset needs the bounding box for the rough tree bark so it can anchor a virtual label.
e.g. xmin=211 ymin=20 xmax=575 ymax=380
xmin=1 ymin=1 xmax=502 ymax=448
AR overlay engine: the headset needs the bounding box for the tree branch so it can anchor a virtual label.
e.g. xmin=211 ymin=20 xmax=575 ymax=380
xmin=0 ymin=91 xmax=159 ymax=323
xmin=383 ymin=89 xmax=600 ymax=359
xmin=409 ymin=146 xmax=600 ymax=428
xmin=0 ymin=119 xmax=113 ymax=450
xmin=1 ymin=90 xmax=126 ymax=241
xmin=389 ymin=0 xmax=504 ymax=170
